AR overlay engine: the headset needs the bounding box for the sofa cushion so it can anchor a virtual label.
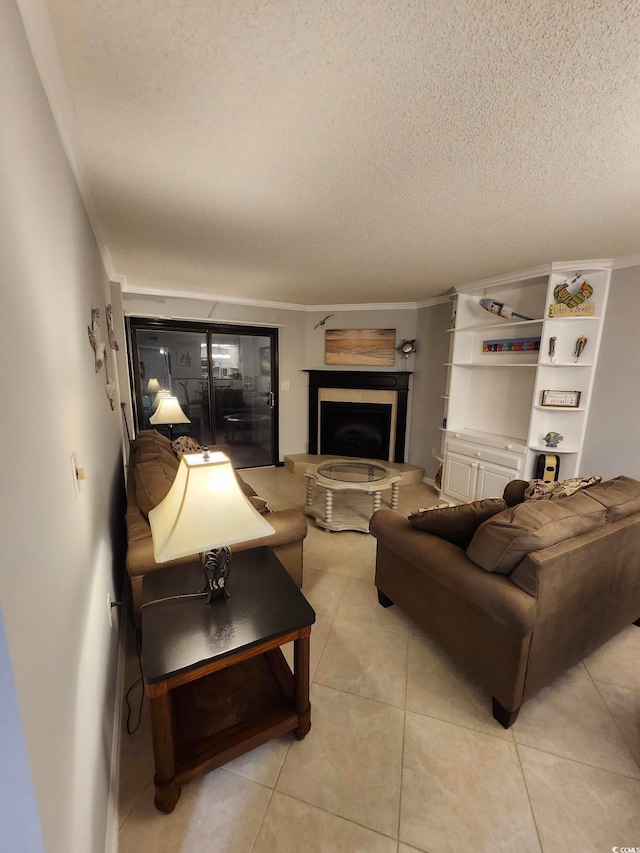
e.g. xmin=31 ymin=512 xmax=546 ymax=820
xmin=135 ymin=429 xmax=174 ymax=452
xmin=583 ymin=476 xmax=640 ymax=523
xmin=466 ymin=491 xmax=606 ymax=574
xmin=524 ymin=475 xmax=601 ymax=501
xmin=408 ymin=498 xmax=506 ymax=549
xmin=134 ymin=457 xmax=178 ymax=519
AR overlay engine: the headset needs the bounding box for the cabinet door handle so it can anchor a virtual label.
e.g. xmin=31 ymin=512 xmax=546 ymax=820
xmin=475 ymin=452 xmax=481 ymax=457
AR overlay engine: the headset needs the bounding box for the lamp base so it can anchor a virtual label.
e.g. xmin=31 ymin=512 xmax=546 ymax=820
xmin=202 ymin=547 xmax=231 ymax=604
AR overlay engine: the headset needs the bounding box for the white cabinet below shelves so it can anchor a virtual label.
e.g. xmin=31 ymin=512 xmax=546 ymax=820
xmin=442 ymin=440 xmax=525 ymax=503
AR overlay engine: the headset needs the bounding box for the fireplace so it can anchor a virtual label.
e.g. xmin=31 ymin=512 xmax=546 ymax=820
xmin=321 ymin=401 xmax=392 ymax=460
xmin=306 ymin=370 xmax=411 ymax=463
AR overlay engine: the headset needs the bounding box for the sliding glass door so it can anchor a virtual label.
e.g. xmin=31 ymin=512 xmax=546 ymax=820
xmin=128 ymin=319 xmax=278 ymax=468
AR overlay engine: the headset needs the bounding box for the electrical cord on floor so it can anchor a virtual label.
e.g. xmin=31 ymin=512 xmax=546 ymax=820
xmin=124 ymin=592 xmax=208 ymax=735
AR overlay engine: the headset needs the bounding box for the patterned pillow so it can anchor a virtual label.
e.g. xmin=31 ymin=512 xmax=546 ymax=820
xmin=171 ymin=436 xmax=205 ymax=459
xmin=525 ymin=476 xmax=602 ymax=501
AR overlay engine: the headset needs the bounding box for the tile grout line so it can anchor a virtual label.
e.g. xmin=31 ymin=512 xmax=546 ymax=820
xmin=582 ymin=662 xmax=640 ymax=775
xmin=514 ymin=740 xmax=545 ymax=852
xmin=397 ymin=631 xmax=411 ymax=846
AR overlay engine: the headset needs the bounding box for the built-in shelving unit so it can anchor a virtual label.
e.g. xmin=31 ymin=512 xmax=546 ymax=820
xmin=439 ymin=261 xmax=611 ymax=503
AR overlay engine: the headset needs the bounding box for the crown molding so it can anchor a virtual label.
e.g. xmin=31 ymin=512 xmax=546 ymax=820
xmin=121 ymin=284 xmax=424 ymax=313
xmin=16 ymin=0 xmax=115 ymax=280
xmin=415 ymin=294 xmax=453 ymax=308
xmin=304 ymin=302 xmax=417 ymax=312
xmin=612 ymin=253 xmax=640 ymax=270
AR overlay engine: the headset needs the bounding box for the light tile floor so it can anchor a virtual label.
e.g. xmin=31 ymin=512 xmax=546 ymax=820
xmin=118 ymin=466 xmax=640 ymax=852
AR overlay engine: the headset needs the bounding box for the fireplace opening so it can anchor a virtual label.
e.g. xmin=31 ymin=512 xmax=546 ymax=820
xmin=320 ymin=402 xmax=392 ymax=461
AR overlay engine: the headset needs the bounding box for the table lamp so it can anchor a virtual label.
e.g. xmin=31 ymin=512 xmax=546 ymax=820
xmin=148 ymin=450 xmax=275 ymax=602
xmin=149 ymin=395 xmax=190 ymax=439
xmin=145 ymin=377 xmax=161 ymax=395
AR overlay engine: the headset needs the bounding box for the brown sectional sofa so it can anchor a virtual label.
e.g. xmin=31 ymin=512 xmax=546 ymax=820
xmin=370 ymin=476 xmax=640 ymax=727
xmin=125 ymin=430 xmax=307 ymax=614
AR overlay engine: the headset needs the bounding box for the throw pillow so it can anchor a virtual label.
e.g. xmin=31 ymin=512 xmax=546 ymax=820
xmin=524 ymin=476 xmax=602 ymax=501
xmin=466 ymin=491 xmax=606 ymax=574
xmin=408 ymin=498 xmax=507 ymax=549
xmin=171 ymin=436 xmax=205 ymax=459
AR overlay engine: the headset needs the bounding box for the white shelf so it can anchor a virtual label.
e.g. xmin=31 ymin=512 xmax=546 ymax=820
xmin=533 ymin=405 xmax=586 ymax=412
xmin=529 ymin=444 xmax=579 ymax=454
xmin=450 ymin=318 xmax=544 ymax=333
xmin=538 ymin=361 xmax=593 ymax=368
xmin=546 ymin=315 xmax=602 ymax=322
xmin=445 ymin=429 xmax=527 ymax=451
xmin=446 ymin=362 xmax=538 ymax=368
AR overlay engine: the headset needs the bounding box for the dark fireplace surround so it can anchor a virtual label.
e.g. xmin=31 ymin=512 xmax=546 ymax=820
xmin=306 ymin=370 xmax=411 ymax=464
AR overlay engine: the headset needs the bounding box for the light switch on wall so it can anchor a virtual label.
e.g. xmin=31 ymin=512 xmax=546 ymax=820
xmin=281 ymin=381 xmax=290 ymax=391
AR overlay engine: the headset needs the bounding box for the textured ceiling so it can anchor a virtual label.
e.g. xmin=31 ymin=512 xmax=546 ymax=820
xmin=43 ymin=0 xmax=640 ymax=305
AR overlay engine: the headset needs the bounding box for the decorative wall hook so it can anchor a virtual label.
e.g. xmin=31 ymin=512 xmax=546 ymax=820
xmin=397 ymin=339 xmax=417 ymax=359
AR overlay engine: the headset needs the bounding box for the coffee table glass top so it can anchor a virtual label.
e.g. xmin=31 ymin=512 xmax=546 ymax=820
xmin=316 ymin=460 xmax=390 ymax=483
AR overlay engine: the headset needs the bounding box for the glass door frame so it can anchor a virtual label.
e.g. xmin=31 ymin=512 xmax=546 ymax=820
xmin=126 ymin=317 xmax=279 ymax=466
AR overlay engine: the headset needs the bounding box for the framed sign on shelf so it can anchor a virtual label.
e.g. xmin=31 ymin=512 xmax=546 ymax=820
xmin=540 ymin=390 xmax=581 ymax=408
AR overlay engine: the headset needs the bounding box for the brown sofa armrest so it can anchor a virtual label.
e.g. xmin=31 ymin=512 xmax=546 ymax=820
xmin=370 ymin=509 xmax=535 ymax=636
xmin=228 ymin=509 xmax=308 ymax=554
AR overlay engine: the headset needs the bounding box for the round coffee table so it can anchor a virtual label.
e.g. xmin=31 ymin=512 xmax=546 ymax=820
xmin=304 ymin=459 xmax=401 ymax=532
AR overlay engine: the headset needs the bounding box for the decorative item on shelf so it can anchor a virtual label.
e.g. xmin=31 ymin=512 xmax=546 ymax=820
xmin=149 ymin=395 xmax=190 ymax=439
xmin=543 ymin=431 xmax=563 ymax=448
xmin=574 ymin=335 xmax=588 ymax=362
xmin=548 ymin=336 xmax=557 ymax=363
xmin=148 ymin=450 xmax=275 ymax=605
xmin=482 ymin=337 xmax=540 ymax=353
xmin=479 ymin=297 xmax=534 ymax=321
xmin=535 ymin=453 xmax=560 ymax=482
xmin=549 ymin=273 xmax=595 ymax=317
xmin=396 ymin=339 xmax=417 ymax=360
xmin=540 ymin=390 xmax=581 ymax=408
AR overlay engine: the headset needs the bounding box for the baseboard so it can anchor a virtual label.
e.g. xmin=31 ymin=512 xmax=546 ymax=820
xmin=104 ymin=585 xmax=130 ymax=853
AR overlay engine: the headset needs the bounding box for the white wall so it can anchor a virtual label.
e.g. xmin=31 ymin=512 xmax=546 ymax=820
xmin=0 ymin=4 xmax=124 ymax=851
xmin=408 ymin=301 xmax=452 ymax=480
xmin=581 ymin=266 xmax=640 ymax=480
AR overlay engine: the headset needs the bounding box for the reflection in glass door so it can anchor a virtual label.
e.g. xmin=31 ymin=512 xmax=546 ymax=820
xmin=210 ymin=332 xmax=275 ymax=468
xmin=128 ymin=319 xmax=278 ymax=468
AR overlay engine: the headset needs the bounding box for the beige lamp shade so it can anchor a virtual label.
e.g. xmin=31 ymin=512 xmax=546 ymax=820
xmin=148 ymin=451 xmax=275 ymax=562
xmin=149 ymin=395 xmax=190 ymax=425
xmin=145 ymin=377 xmax=161 ymax=394
xmin=151 ymin=389 xmax=171 ymax=411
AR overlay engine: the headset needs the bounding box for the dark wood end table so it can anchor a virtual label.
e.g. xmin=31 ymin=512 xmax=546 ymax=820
xmin=141 ymin=547 xmax=315 ymax=814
